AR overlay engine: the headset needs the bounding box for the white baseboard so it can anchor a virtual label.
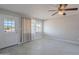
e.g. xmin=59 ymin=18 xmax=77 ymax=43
xmin=44 ymin=35 xmax=79 ymax=45
xmin=54 ymin=38 xmax=79 ymax=45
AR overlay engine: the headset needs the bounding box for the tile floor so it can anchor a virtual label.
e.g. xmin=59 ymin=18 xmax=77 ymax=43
xmin=0 ymin=38 xmax=79 ymax=55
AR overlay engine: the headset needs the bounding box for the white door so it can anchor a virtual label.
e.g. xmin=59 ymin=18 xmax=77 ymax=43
xmin=0 ymin=14 xmax=20 ymax=49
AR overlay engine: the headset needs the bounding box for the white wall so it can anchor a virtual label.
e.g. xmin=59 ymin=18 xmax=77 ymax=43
xmin=0 ymin=9 xmax=21 ymax=49
xmin=44 ymin=14 xmax=79 ymax=44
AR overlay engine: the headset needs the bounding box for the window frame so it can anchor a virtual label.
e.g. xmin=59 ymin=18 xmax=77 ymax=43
xmin=4 ymin=19 xmax=16 ymax=32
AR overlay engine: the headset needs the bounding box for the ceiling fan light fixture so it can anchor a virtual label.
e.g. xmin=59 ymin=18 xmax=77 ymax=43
xmin=58 ymin=11 xmax=64 ymax=15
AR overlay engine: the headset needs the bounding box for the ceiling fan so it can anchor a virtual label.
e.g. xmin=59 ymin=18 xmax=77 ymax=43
xmin=49 ymin=4 xmax=78 ymax=16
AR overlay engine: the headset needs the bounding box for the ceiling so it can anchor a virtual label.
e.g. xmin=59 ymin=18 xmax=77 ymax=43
xmin=0 ymin=4 xmax=79 ymax=20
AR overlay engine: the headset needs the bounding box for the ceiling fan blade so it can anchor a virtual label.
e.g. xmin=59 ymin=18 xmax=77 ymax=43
xmin=64 ymin=8 xmax=78 ymax=11
xmin=48 ymin=10 xmax=57 ymax=11
xmin=51 ymin=11 xmax=58 ymax=16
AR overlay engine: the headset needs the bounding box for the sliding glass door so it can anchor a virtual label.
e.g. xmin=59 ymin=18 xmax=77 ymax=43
xmin=31 ymin=19 xmax=43 ymax=40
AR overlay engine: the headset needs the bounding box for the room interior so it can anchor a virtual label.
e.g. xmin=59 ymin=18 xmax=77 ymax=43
xmin=0 ymin=4 xmax=79 ymax=55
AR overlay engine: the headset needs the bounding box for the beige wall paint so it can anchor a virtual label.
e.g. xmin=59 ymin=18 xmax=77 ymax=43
xmin=44 ymin=14 xmax=79 ymax=43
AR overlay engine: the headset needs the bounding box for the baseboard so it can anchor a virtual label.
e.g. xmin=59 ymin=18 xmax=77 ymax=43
xmin=54 ymin=38 xmax=79 ymax=45
xmin=0 ymin=44 xmax=18 ymax=50
xmin=44 ymin=35 xmax=79 ymax=45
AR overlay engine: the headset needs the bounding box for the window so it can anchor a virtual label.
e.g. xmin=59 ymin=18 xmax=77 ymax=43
xmin=32 ymin=19 xmax=42 ymax=33
xmin=36 ymin=23 xmax=42 ymax=32
xmin=31 ymin=19 xmax=36 ymax=33
xmin=4 ymin=19 xmax=15 ymax=32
